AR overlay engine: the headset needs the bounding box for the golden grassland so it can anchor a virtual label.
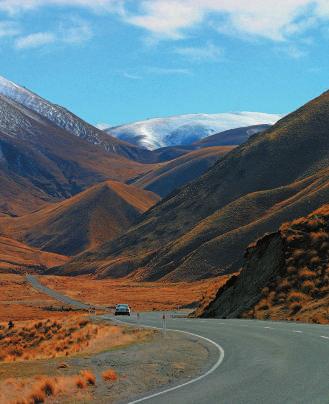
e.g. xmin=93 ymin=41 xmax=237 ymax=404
xmin=0 ymin=274 xmax=85 ymax=322
xmin=41 ymin=275 xmax=230 ymax=312
xmin=0 ymin=316 xmax=151 ymax=363
xmin=245 ymin=205 xmax=329 ymax=323
xmin=0 ymin=315 xmax=150 ymax=404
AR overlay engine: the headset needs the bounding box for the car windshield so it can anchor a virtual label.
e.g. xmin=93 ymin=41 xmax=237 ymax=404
xmin=117 ymin=304 xmax=128 ymax=308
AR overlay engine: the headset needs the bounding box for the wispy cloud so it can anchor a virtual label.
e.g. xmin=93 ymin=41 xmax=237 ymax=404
xmin=14 ymin=17 xmax=93 ymax=50
xmin=276 ymin=44 xmax=308 ymax=59
xmin=145 ymin=66 xmax=192 ymax=76
xmin=122 ymin=72 xmax=142 ymax=80
xmin=174 ymin=42 xmax=223 ymax=62
xmin=0 ymin=20 xmax=20 ymax=38
xmin=15 ymin=32 xmax=55 ymax=49
xmin=0 ymin=0 xmax=124 ymax=14
xmin=58 ymin=17 xmax=93 ymax=44
xmin=118 ymin=66 xmax=192 ymax=80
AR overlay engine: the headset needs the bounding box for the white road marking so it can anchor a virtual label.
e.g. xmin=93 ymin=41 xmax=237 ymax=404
xmin=127 ymin=328 xmax=225 ymax=404
xmin=264 ymin=326 xmax=273 ymax=329
xmin=293 ymin=330 xmax=303 ymax=333
xmin=320 ymin=336 xmax=329 ymax=340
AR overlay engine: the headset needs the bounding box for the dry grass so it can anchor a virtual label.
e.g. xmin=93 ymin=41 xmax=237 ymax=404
xmin=41 ymin=275 xmax=230 ymax=312
xmin=0 ymin=236 xmax=68 ymax=273
xmin=0 ymin=274 xmax=78 ymax=322
xmin=102 ymin=368 xmax=118 ymax=382
xmin=80 ymin=370 xmax=96 ymax=385
xmin=0 ymin=316 xmax=153 ymax=363
xmin=245 ymin=206 xmax=329 ymax=324
xmin=0 ymin=372 xmax=96 ymax=403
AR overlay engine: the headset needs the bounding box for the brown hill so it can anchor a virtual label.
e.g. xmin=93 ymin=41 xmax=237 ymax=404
xmin=193 ymin=124 xmax=270 ymax=148
xmin=132 ymin=146 xmax=234 ymax=197
xmin=198 ymin=204 xmax=329 ymax=324
xmin=0 ymin=236 xmax=68 ymax=273
xmin=0 ymin=94 xmax=156 ymax=217
xmin=59 ymin=90 xmax=329 ymax=281
xmin=0 ymin=180 xmax=159 ymax=256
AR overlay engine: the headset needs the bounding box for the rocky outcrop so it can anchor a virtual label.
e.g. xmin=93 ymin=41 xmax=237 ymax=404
xmin=199 ymin=232 xmax=285 ymax=318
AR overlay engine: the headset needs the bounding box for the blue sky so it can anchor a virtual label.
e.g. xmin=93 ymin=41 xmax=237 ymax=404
xmin=0 ymin=0 xmax=329 ymax=126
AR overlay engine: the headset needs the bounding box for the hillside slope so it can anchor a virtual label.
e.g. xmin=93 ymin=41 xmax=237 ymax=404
xmin=132 ymin=146 xmax=234 ymax=197
xmin=0 ymin=75 xmax=157 ymax=163
xmin=60 ymin=90 xmax=329 ymax=281
xmin=198 ymin=204 xmax=329 ymax=324
xmin=0 ymin=94 xmax=155 ymax=217
xmin=193 ymin=124 xmax=270 ymax=148
xmin=0 ymin=236 xmax=68 ymax=273
xmin=0 ymin=181 xmax=159 ymax=256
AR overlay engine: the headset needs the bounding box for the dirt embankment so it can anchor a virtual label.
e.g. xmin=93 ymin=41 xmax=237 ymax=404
xmin=198 ymin=232 xmax=285 ymax=318
xmin=198 ymin=204 xmax=329 ymax=324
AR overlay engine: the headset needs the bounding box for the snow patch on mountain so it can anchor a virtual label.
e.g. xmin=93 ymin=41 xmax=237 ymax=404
xmin=0 ymin=75 xmax=106 ymax=147
xmin=107 ymin=112 xmax=282 ymax=150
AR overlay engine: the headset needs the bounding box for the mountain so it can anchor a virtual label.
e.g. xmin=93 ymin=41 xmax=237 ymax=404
xmin=193 ymin=124 xmax=271 ymax=148
xmin=0 ymin=180 xmax=160 ymax=256
xmin=0 ymin=75 xmax=157 ymax=163
xmin=60 ymin=89 xmax=329 ymax=281
xmin=0 ymin=93 xmax=155 ymax=217
xmin=198 ymin=204 xmax=329 ymax=324
xmin=0 ymin=235 xmax=68 ymax=273
xmin=107 ymin=113 xmax=281 ymax=150
xmin=132 ymin=146 xmax=235 ymax=197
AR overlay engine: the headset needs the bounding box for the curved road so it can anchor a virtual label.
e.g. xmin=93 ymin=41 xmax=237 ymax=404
xmin=26 ymin=275 xmax=329 ymax=404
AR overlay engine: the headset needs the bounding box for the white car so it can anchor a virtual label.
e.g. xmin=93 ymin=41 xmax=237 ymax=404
xmin=115 ymin=304 xmax=131 ymax=316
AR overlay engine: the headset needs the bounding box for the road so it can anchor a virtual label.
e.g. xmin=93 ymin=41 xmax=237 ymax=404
xmin=26 ymin=275 xmax=329 ymax=404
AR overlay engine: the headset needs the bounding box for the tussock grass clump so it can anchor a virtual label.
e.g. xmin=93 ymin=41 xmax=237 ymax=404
xmin=102 ymin=369 xmax=118 ymax=382
xmin=245 ymin=205 xmax=329 ymax=323
xmin=0 ymin=371 xmax=97 ymax=404
xmin=80 ymin=370 xmax=96 ymax=385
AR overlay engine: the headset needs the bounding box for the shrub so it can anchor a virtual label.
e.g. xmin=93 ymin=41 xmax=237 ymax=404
xmin=289 ymin=302 xmax=302 ymax=314
xmin=75 ymin=377 xmax=87 ymax=389
xmin=298 ymin=267 xmax=316 ymax=279
xmin=288 ymin=291 xmax=307 ymax=302
xmin=28 ymin=388 xmax=46 ymax=404
xmin=301 ymin=280 xmax=315 ymax=294
xmin=102 ymin=369 xmax=118 ymax=382
xmin=80 ymin=370 xmax=96 ymax=385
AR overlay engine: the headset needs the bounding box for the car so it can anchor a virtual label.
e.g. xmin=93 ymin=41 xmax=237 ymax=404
xmin=115 ymin=304 xmax=131 ymax=316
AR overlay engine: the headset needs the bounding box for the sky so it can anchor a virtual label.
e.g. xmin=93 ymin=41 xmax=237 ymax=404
xmin=0 ymin=0 xmax=329 ymax=127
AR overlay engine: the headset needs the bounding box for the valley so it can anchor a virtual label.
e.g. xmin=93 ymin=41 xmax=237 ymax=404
xmin=0 ymin=75 xmax=328 ymax=403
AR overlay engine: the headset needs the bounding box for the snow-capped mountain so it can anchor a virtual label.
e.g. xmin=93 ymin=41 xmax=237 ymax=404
xmin=107 ymin=112 xmax=282 ymax=150
xmin=0 ymin=75 xmax=153 ymax=162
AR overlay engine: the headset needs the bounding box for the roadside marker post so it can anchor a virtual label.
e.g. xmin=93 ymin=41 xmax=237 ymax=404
xmin=162 ymin=313 xmax=166 ymax=336
xmin=137 ymin=312 xmax=140 ymax=325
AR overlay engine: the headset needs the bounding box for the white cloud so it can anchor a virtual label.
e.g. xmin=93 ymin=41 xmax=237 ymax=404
xmin=59 ymin=17 xmax=93 ymax=44
xmin=0 ymin=0 xmax=124 ymax=14
xmin=146 ymin=66 xmax=192 ymax=76
xmin=124 ymin=0 xmax=329 ymax=42
xmin=123 ymin=72 xmax=142 ymax=80
xmin=0 ymin=21 xmax=20 ymax=38
xmin=2 ymin=0 xmax=329 ymax=46
xmin=276 ymin=44 xmax=307 ymax=59
xmin=15 ymin=32 xmax=56 ymax=49
xmin=174 ymin=42 xmax=223 ymax=62
xmin=14 ymin=18 xmax=93 ymax=50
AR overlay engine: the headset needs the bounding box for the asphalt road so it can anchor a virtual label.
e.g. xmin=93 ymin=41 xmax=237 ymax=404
xmin=26 ymin=275 xmax=329 ymax=404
